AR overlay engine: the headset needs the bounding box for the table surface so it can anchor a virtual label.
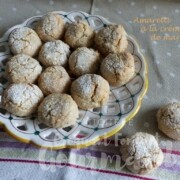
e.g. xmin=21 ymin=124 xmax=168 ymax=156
xmin=0 ymin=0 xmax=180 ymax=180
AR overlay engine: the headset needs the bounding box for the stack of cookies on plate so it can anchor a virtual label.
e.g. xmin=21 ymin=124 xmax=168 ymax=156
xmin=2 ymin=12 xmax=135 ymax=128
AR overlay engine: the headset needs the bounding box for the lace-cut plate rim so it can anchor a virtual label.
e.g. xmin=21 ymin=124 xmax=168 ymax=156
xmin=0 ymin=11 xmax=148 ymax=150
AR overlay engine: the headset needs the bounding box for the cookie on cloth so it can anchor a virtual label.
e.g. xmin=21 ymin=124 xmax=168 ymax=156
xmin=157 ymin=102 xmax=180 ymax=140
xmin=120 ymin=132 xmax=164 ymax=174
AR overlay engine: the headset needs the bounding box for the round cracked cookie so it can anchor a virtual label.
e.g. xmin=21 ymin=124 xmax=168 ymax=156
xmin=100 ymin=52 xmax=135 ymax=86
xmin=38 ymin=66 xmax=71 ymax=95
xmin=68 ymin=47 xmax=100 ymax=77
xmin=38 ymin=40 xmax=70 ymax=67
xmin=35 ymin=13 xmax=65 ymax=42
xmin=120 ymin=132 xmax=164 ymax=175
xmin=9 ymin=27 xmax=42 ymax=57
xmin=71 ymin=74 xmax=110 ymax=110
xmin=95 ymin=25 xmax=128 ymax=56
xmin=38 ymin=93 xmax=79 ymax=128
xmin=64 ymin=21 xmax=94 ymax=49
xmin=2 ymin=83 xmax=43 ymax=117
xmin=6 ymin=54 xmax=42 ymax=84
xmin=157 ymin=102 xmax=180 ymax=140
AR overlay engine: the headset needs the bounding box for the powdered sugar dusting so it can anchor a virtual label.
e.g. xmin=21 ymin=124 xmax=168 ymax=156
xmin=73 ymin=74 xmax=109 ymax=98
xmin=7 ymin=84 xmax=43 ymax=107
xmin=78 ymin=74 xmax=94 ymax=95
xmin=129 ymin=132 xmax=160 ymax=159
xmin=40 ymin=40 xmax=70 ymax=66
xmin=9 ymin=27 xmax=41 ymax=55
xmin=105 ymin=53 xmax=125 ymax=71
xmin=69 ymin=47 xmax=100 ymax=76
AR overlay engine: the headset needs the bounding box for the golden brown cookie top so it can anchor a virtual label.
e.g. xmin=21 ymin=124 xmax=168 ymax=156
xmin=35 ymin=13 xmax=65 ymax=42
xmin=65 ymin=21 xmax=94 ymax=49
xmin=95 ymin=24 xmax=128 ymax=56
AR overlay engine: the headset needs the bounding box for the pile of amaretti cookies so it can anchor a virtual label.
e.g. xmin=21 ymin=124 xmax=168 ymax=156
xmin=2 ymin=12 xmax=135 ymax=126
xmin=2 ymin=12 xmax=180 ymax=175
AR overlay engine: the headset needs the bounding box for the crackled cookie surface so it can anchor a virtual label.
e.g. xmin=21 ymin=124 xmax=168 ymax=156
xmin=95 ymin=25 xmax=128 ymax=56
xmin=68 ymin=47 xmax=100 ymax=76
xmin=9 ymin=27 xmax=42 ymax=57
xmin=71 ymin=74 xmax=110 ymax=110
xmin=2 ymin=83 xmax=43 ymax=117
xmin=36 ymin=13 xmax=65 ymax=42
xmin=38 ymin=93 xmax=79 ymax=128
xmin=65 ymin=21 xmax=94 ymax=49
xmin=120 ymin=132 xmax=163 ymax=175
xmin=39 ymin=40 xmax=70 ymax=67
xmin=157 ymin=102 xmax=180 ymax=140
xmin=100 ymin=52 xmax=135 ymax=86
xmin=6 ymin=54 xmax=42 ymax=84
xmin=38 ymin=66 xmax=71 ymax=95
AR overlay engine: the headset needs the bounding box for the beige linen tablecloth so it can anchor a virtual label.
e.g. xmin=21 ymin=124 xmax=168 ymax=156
xmin=0 ymin=0 xmax=180 ymax=179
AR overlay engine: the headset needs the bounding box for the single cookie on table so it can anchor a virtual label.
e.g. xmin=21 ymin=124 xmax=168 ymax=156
xmin=95 ymin=25 xmax=128 ymax=56
xmin=64 ymin=21 xmax=94 ymax=49
xmin=38 ymin=66 xmax=71 ymax=96
xmin=100 ymin=52 xmax=135 ymax=86
xmin=2 ymin=83 xmax=43 ymax=117
xmin=71 ymin=74 xmax=110 ymax=110
xmin=38 ymin=40 xmax=70 ymax=67
xmin=9 ymin=27 xmax=42 ymax=57
xmin=157 ymin=102 xmax=180 ymax=140
xmin=38 ymin=93 xmax=79 ymax=128
xmin=68 ymin=47 xmax=100 ymax=77
xmin=6 ymin=54 xmax=42 ymax=84
xmin=35 ymin=13 xmax=65 ymax=42
xmin=120 ymin=132 xmax=164 ymax=175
